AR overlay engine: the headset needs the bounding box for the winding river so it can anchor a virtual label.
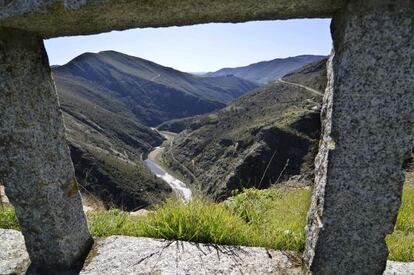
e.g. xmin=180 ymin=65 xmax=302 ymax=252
xmin=144 ymin=132 xmax=192 ymax=201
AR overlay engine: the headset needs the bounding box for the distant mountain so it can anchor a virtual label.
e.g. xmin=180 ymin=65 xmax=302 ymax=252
xmin=161 ymin=59 xmax=328 ymax=200
xmin=206 ymin=55 xmax=326 ymax=85
xmin=54 ymin=51 xmax=258 ymax=126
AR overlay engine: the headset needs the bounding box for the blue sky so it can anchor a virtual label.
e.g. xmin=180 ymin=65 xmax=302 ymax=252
xmin=45 ymin=19 xmax=332 ymax=72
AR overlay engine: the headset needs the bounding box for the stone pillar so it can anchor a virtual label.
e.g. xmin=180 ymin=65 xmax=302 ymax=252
xmin=0 ymin=28 xmax=93 ymax=273
xmin=304 ymin=1 xmax=414 ymax=274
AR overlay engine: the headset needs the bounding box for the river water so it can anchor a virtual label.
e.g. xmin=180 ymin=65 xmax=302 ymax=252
xmin=144 ymin=154 xmax=192 ymax=201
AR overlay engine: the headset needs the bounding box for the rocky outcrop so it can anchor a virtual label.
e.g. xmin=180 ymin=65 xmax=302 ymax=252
xmin=0 ymin=29 xmax=92 ymax=273
xmin=304 ymin=1 xmax=414 ymax=274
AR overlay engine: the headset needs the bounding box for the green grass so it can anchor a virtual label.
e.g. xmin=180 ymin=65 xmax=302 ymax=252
xmin=1 ymin=179 xmax=413 ymax=261
xmin=87 ymin=199 xmax=250 ymax=247
xmin=86 ymin=187 xmax=311 ymax=251
xmin=225 ymin=187 xmax=311 ymax=251
xmin=386 ymin=173 xmax=414 ymax=261
xmin=0 ymin=205 xmax=19 ymax=231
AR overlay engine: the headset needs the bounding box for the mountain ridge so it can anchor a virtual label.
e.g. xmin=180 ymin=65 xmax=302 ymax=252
xmin=206 ymin=55 xmax=326 ymax=84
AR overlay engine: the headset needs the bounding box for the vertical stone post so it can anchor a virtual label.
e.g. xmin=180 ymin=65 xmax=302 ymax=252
xmin=304 ymin=1 xmax=414 ymax=274
xmin=0 ymin=28 xmax=92 ymax=273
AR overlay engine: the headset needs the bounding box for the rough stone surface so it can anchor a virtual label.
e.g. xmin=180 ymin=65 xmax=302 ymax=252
xmin=0 ymin=184 xmax=9 ymax=204
xmin=304 ymin=0 xmax=414 ymax=274
xmin=81 ymin=235 xmax=302 ymax=274
xmin=0 ymin=0 xmax=345 ymax=38
xmin=0 ymin=29 xmax=92 ymax=273
xmin=384 ymin=262 xmax=414 ymax=275
xmin=2 ymin=230 xmax=413 ymax=275
xmin=0 ymin=229 xmax=30 ymax=275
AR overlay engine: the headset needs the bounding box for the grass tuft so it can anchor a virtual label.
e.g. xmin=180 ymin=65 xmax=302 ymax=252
xmin=141 ymin=198 xmax=250 ymax=245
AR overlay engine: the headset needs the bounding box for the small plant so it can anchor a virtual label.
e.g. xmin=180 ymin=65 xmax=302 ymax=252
xmin=0 ymin=205 xmax=19 ymax=231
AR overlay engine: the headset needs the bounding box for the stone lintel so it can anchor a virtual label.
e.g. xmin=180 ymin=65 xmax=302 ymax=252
xmin=0 ymin=0 xmax=345 ymax=38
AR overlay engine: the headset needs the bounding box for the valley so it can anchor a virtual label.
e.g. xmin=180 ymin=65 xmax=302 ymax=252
xmin=49 ymin=51 xmax=328 ymax=209
xmin=48 ymin=51 xmax=304 ymax=210
xmin=0 ymin=53 xmax=344 ymax=211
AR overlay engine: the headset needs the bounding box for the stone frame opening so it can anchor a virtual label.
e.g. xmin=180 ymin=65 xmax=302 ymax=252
xmin=0 ymin=1 xmax=413 ymax=274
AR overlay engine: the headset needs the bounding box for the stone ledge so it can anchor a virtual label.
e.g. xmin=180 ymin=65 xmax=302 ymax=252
xmin=1 ymin=229 xmax=413 ymax=274
xmin=81 ymin=235 xmax=302 ymax=274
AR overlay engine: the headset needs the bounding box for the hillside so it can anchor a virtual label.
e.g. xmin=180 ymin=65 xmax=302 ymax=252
xmin=161 ymin=59 xmax=328 ymax=200
xmin=206 ymin=55 xmax=326 ymax=84
xmin=55 ymin=75 xmax=173 ymax=210
xmin=282 ymin=58 xmax=328 ymax=91
xmin=54 ymin=51 xmax=259 ymax=126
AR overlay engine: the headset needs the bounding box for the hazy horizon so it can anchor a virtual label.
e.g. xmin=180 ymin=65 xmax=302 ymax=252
xmin=45 ymin=19 xmax=332 ymax=72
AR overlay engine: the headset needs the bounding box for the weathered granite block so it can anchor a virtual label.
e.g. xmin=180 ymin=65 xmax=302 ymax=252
xmin=0 ymin=0 xmax=346 ymax=38
xmin=0 ymin=28 xmax=92 ymax=273
xmin=304 ymin=0 xmax=414 ymax=274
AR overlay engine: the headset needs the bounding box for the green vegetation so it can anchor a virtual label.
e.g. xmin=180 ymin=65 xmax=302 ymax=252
xmin=82 ymin=186 xmax=312 ymax=251
xmin=0 ymin=206 xmax=19 ymax=231
xmin=1 ymin=179 xmax=413 ymax=261
xmin=386 ymin=173 xmax=414 ymax=261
